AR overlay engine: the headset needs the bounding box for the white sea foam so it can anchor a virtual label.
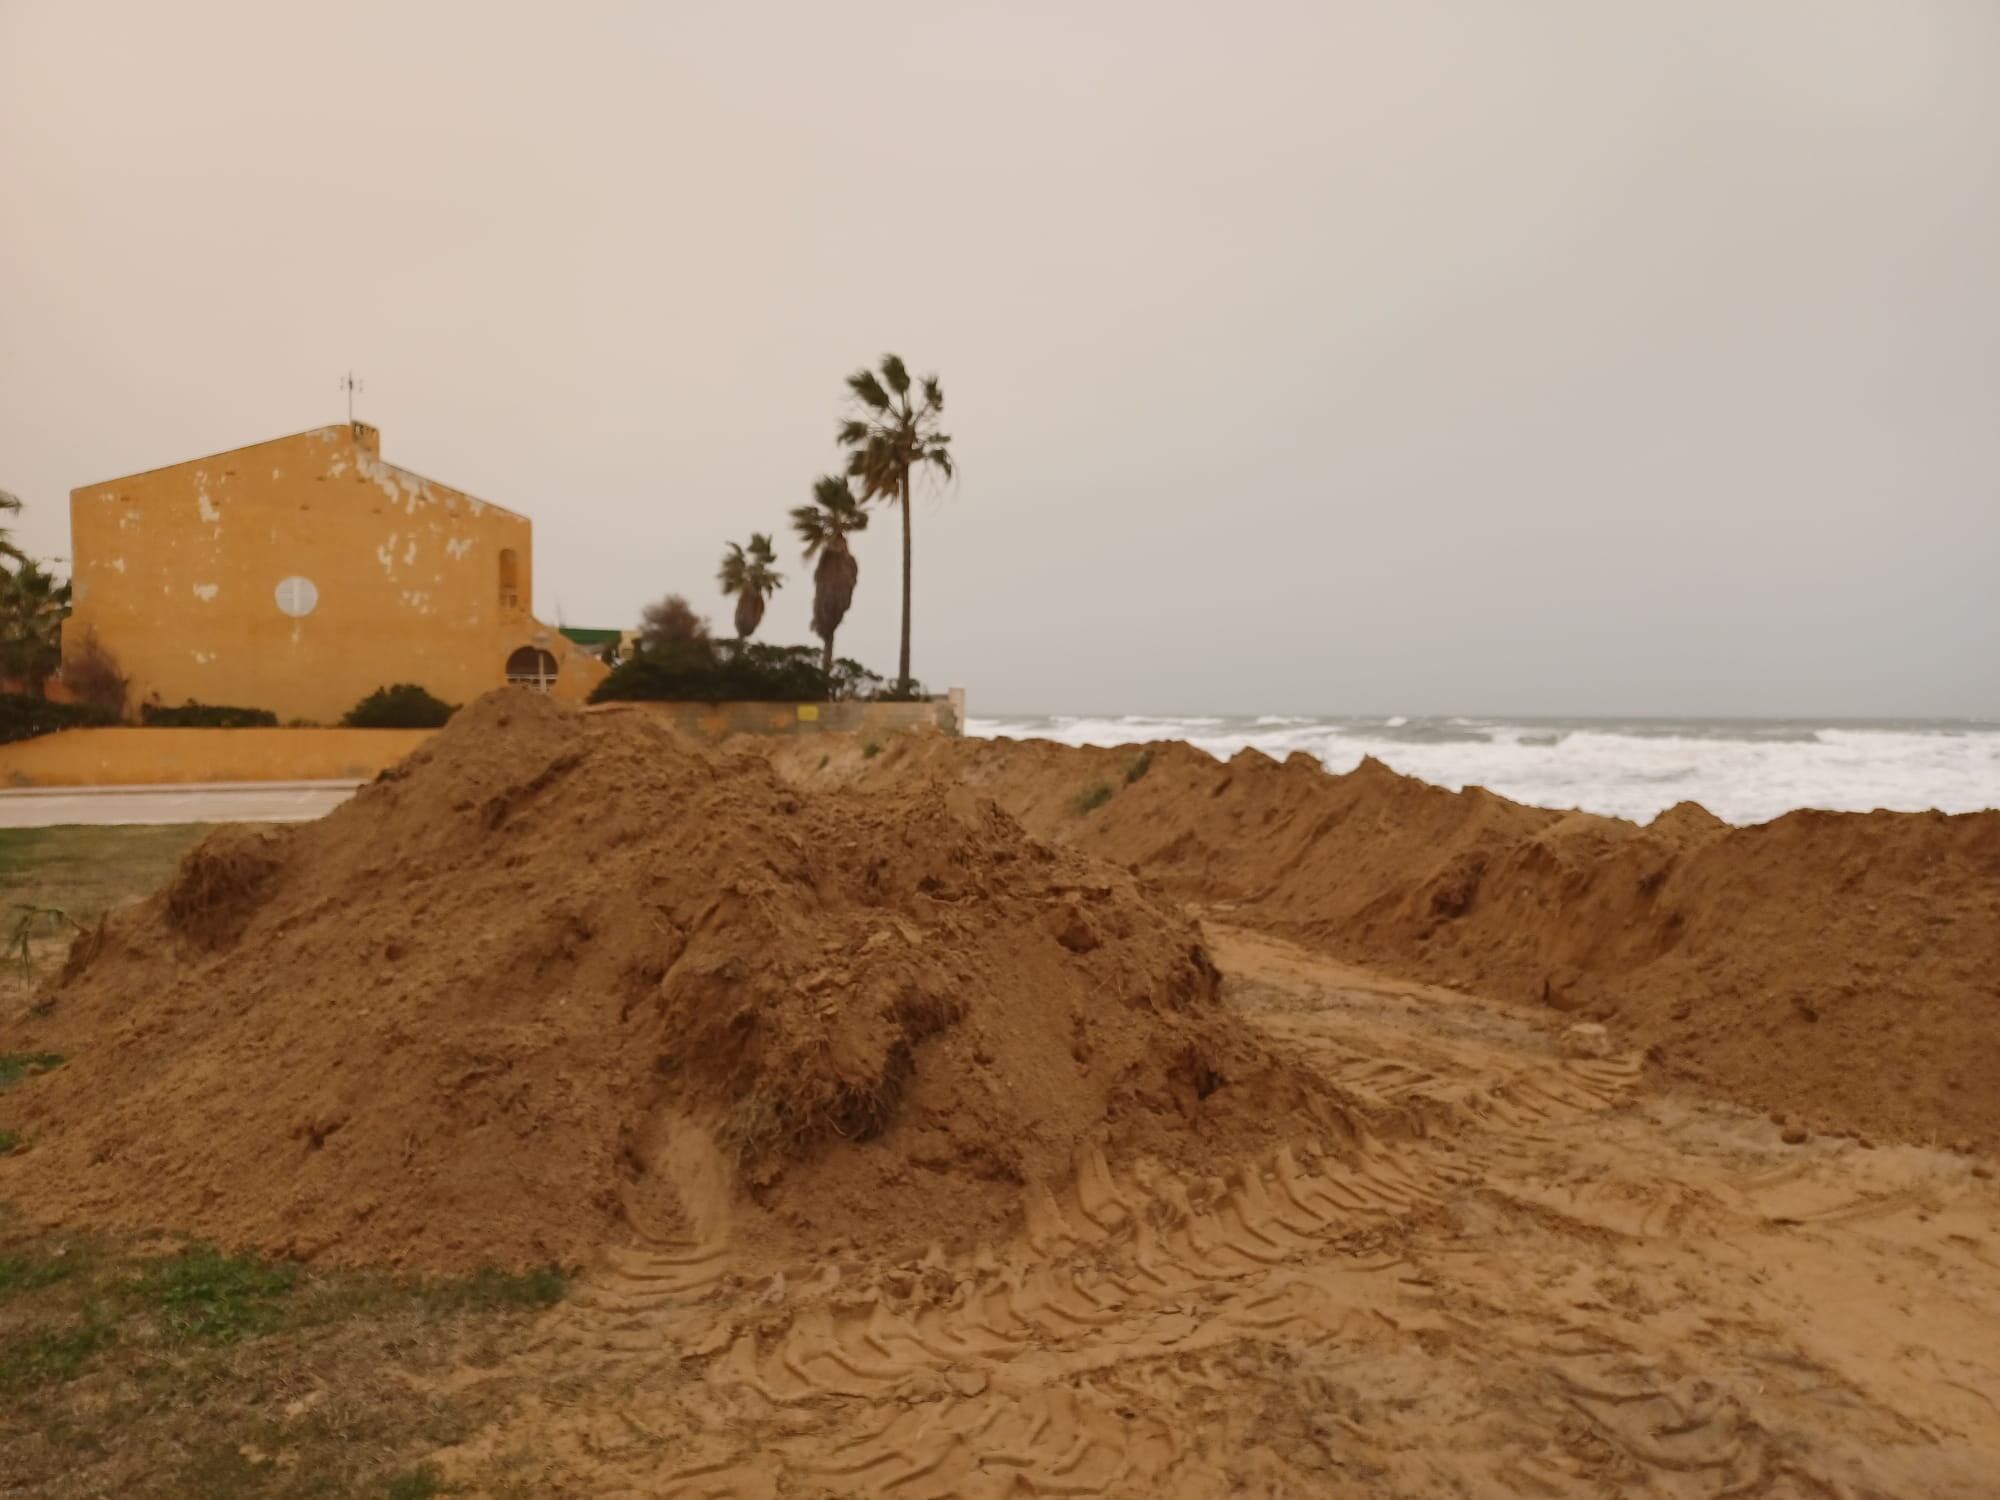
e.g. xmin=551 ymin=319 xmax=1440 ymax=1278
xmin=967 ymin=714 xmax=2000 ymax=826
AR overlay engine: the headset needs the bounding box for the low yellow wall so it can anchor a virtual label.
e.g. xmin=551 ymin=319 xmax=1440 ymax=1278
xmin=0 ymin=692 xmax=967 ymax=786
xmin=0 ymin=728 xmax=434 ymax=788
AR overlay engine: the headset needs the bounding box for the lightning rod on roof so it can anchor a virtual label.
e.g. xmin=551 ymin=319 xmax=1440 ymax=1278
xmin=339 ymin=371 xmax=365 ymax=425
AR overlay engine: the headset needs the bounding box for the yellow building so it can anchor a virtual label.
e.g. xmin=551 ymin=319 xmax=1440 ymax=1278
xmin=62 ymin=423 xmax=606 ymax=724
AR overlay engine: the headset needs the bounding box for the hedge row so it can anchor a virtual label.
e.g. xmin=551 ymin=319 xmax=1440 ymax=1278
xmin=0 ymin=686 xmax=459 ymax=742
xmin=0 ymin=694 xmax=117 ymax=746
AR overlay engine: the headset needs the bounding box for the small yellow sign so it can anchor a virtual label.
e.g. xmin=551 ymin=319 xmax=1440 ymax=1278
xmin=796 ymin=705 xmax=820 ymax=722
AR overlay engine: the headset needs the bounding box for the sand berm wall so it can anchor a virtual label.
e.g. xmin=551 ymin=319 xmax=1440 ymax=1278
xmin=778 ymin=735 xmax=2000 ymax=1150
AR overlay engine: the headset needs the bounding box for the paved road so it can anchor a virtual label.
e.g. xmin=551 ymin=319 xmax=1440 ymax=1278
xmin=0 ymin=781 xmax=361 ymax=828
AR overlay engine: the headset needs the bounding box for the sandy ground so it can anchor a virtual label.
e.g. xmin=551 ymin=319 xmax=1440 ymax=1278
xmin=426 ymin=922 xmax=2000 ymax=1498
xmin=0 ymin=781 xmax=358 ymax=828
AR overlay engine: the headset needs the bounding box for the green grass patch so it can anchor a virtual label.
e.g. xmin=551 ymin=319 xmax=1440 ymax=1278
xmin=0 ymin=1223 xmax=559 ymax=1498
xmin=862 ymin=740 xmax=882 ymax=759
xmin=126 ymin=1246 xmax=300 ymax=1347
xmin=386 ymin=1463 xmax=448 ymax=1499
xmin=1074 ymin=781 xmax=1114 ymax=815
xmin=421 ymin=1264 xmax=566 ymax=1313
xmin=0 ymin=1130 xmax=20 ymax=1154
xmin=0 ymin=825 xmax=210 ymax=924
xmin=0 ymin=1053 xmax=63 ymax=1088
xmin=0 ymin=1242 xmax=92 ymax=1299
xmin=0 ymin=1303 xmax=115 ymax=1392
xmin=1124 ymin=750 xmax=1154 ymax=785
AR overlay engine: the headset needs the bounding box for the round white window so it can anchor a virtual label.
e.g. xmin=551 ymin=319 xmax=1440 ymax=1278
xmin=274 ymin=576 xmax=319 ymax=617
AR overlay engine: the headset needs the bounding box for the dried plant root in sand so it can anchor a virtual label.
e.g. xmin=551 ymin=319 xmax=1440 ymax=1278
xmin=1 ymin=693 xmax=1359 ymax=1271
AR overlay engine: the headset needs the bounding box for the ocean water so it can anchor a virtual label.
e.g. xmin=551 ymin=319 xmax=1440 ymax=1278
xmin=966 ymin=714 xmax=2000 ymax=827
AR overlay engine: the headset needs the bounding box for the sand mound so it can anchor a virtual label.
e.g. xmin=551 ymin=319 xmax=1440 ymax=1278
xmin=781 ymin=734 xmax=2000 ymax=1149
xmin=1 ymin=695 xmax=1355 ymax=1269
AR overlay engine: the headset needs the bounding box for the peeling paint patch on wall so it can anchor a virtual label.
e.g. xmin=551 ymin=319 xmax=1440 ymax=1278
xmin=357 ymin=452 xmax=431 ymax=514
xmin=445 ymin=536 xmax=474 ymax=561
xmin=193 ymin=583 xmax=219 ymax=603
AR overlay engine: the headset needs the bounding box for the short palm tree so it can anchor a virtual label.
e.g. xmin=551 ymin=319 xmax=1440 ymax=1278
xmin=839 ymin=355 xmax=952 ymax=695
xmin=0 ymin=559 xmax=70 ymax=694
xmin=717 ymin=533 xmax=783 ymax=640
xmin=790 ymin=476 xmax=870 ymax=685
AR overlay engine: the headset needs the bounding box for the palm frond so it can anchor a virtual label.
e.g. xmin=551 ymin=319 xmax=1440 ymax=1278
xmin=718 ymin=540 xmax=749 ymax=592
xmin=880 ymin=355 xmax=911 ymax=397
xmin=846 ymin=443 xmax=893 ymax=501
xmin=845 ymin=370 xmax=891 ymax=411
xmin=790 ymin=503 xmax=830 ymax=558
xmin=921 ymin=375 xmax=943 ymax=411
xmin=830 ymin=493 xmax=868 ymax=532
xmin=810 ymin=475 xmax=870 ymax=531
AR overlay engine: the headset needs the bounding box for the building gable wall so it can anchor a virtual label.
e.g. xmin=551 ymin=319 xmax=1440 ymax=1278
xmin=63 ymin=424 xmax=603 ymax=722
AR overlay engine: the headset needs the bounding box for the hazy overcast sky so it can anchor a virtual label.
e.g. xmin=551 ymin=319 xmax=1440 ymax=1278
xmin=3 ymin=1 xmax=1995 ymax=717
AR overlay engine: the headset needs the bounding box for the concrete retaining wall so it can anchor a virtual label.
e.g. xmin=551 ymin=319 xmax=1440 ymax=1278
xmin=588 ymin=691 xmax=964 ymax=741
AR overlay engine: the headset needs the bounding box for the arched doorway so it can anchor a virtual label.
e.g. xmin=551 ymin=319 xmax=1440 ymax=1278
xmin=505 ymin=645 xmax=559 ymax=692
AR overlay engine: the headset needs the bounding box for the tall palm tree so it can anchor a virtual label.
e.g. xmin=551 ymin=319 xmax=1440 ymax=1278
xmin=717 ymin=533 xmax=783 ymax=640
xmin=790 ymin=475 xmax=870 ymax=686
xmin=838 ymin=355 xmax=952 ymax=694
xmin=0 ymin=559 xmax=70 ymax=695
xmin=0 ymin=491 xmax=29 ymax=568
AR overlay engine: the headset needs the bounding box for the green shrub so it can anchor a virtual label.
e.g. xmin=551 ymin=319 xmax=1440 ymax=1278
xmin=1124 ymin=750 xmax=1154 ymax=785
xmin=0 ymin=693 xmax=116 ymax=745
xmin=1075 ymin=782 xmax=1114 ymax=814
xmin=342 ymin=684 xmax=457 ymax=729
xmin=862 ymin=741 xmax=882 ymax=759
xmin=139 ymin=700 xmax=278 ymax=728
xmin=61 ymin=629 xmax=129 ymax=717
xmin=591 ymin=640 xmax=914 ymax=706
